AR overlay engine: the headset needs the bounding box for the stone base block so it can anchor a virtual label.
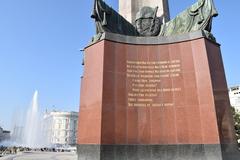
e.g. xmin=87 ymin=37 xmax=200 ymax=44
xmin=77 ymin=144 xmax=240 ymax=160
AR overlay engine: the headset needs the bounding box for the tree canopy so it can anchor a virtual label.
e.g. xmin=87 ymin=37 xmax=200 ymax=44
xmin=231 ymin=107 xmax=240 ymax=145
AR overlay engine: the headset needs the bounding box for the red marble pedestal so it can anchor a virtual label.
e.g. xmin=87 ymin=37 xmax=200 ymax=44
xmin=77 ymin=31 xmax=239 ymax=160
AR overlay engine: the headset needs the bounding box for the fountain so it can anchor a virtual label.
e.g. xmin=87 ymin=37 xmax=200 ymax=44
xmin=22 ymin=91 xmax=41 ymax=148
xmin=9 ymin=91 xmax=50 ymax=148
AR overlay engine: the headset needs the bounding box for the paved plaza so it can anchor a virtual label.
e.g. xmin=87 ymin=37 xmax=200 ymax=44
xmin=0 ymin=152 xmax=77 ymax=160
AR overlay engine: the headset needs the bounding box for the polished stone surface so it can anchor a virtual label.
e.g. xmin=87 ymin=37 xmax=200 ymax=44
xmin=78 ymin=33 xmax=240 ymax=159
xmin=79 ymin=38 xmax=231 ymax=145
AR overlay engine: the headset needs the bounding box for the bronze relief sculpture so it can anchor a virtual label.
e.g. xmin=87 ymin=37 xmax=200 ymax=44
xmin=135 ymin=6 xmax=162 ymax=36
xmin=91 ymin=0 xmax=218 ymax=42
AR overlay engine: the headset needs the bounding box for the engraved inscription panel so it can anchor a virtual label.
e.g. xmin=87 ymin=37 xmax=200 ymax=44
xmin=126 ymin=60 xmax=182 ymax=107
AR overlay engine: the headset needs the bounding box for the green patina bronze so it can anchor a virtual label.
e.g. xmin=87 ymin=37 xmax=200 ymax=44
xmin=90 ymin=0 xmax=218 ymax=42
xmin=135 ymin=6 xmax=162 ymax=36
xmin=159 ymin=0 xmax=218 ymax=38
xmin=91 ymin=0 xmax=138 ymax=42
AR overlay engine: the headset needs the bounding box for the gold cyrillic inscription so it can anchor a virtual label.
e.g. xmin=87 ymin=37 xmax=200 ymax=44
xmin=127 ymin=60 xmax=182 ymax=107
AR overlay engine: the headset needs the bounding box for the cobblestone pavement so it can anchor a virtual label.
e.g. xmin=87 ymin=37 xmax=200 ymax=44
xmin=0 ymin=152 xmax=77 ymax=160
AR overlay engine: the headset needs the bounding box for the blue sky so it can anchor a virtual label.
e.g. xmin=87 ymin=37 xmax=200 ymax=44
xmin=0 ymin=0 xmax=239 ymax=130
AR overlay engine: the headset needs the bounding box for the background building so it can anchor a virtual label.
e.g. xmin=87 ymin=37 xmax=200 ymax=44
xmin=0 ymin=126 xmax=10 ymax=142
xmin=229 ymin=85 xmax=240 ymax=111
xmin=43 ymin=111 xmax=78 ymax=146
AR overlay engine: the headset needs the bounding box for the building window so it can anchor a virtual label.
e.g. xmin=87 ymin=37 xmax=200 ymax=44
xmin=232 ymin=87 xmax=239 ymax=91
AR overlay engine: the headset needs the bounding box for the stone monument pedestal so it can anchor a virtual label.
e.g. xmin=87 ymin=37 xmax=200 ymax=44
xmin=77 ymin=31 xmax=240 ymax=160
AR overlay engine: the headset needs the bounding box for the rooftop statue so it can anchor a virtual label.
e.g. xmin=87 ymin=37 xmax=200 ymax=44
xmin=91 ymin=0 xmax=218 ymax=42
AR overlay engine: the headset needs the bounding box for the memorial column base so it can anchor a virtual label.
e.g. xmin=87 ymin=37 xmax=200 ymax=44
xmin=77 ymin=31 xmax=240 ymax=160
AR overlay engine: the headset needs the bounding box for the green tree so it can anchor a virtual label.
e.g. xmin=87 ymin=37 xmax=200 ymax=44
xmin=231 ymin=106 xmax=240 ymax=144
